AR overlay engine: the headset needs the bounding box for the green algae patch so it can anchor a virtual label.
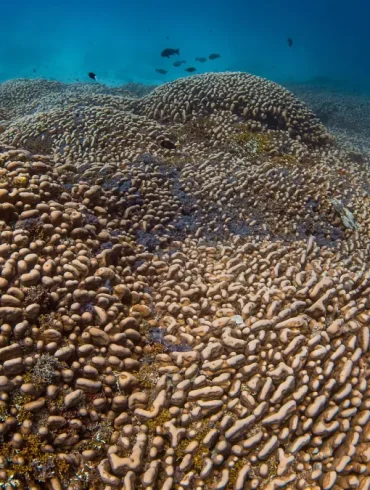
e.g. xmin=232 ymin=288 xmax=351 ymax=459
xmin=0 ymin=434 xmax=70 ymax=483
xmin=229 ymin=125 xmax=275 ymax=155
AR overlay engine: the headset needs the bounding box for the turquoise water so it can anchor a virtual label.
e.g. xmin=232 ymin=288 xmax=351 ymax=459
xmin=1 ymin=0 xmax=369 ymax=88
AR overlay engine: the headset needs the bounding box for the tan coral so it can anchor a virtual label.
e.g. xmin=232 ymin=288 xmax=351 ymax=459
xmin=0 ymin=72 xmax=369 ymax=490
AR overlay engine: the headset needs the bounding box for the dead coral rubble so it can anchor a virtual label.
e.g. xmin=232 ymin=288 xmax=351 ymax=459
xmin=0 ymin=75 xmax=369 ymax=490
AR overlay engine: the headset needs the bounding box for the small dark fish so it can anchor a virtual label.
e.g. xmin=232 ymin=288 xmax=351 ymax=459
xmin=161 ymin=139 xmax=176 ymax=150
xmin=195 ymin=57 xmax=207 ymax=62
xmin=185 ymin=67 xmax=196 ymax=72
xmin=33 ymin=68 xmax=36 ymax=73
xmin=173 ymin=60 xmax=186 ymax=67
xmin=209 ymin=53 xmax=220 ymax=60
xmin=88 ymin=72 xmax=97 ymax=81
xmin=156 ymin=68 xmax=168 ymax=74
xmin=166 ymin=36 xmax=170 ymax=40
xmin=288 ymin=38 xmax=293 ymax=47
xmin=161 ymin=48 xmax=180 ymax=58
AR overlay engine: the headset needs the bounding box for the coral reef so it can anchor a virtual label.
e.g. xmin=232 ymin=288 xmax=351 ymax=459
xmin=0 ymin=78 xmax=148 ymax=118
xmin=0 ymin=74 xmax=368 ymax=490
xmin=0 ymin=103 xmax=176 ymax=164
xmin=128 ymin=72 xmax=332 ymax=145
xmin=289 ymin=82 xmax=370 ymax=156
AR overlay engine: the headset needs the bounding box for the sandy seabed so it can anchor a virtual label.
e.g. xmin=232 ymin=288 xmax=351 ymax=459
xmin=0 ymin=73 xmax=369 ymax=490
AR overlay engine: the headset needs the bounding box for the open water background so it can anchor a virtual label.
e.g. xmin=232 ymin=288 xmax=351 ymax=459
xmin=1 ymin=0 xmax=369 ymax=90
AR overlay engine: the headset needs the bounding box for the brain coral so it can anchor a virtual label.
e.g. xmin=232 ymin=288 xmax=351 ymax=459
xmin=129 ymin=72 xmax=332 ymax=145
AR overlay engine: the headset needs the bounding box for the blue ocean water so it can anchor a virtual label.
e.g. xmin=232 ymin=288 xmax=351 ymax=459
xmin=1 ymin=0 xmax=369 ymax=89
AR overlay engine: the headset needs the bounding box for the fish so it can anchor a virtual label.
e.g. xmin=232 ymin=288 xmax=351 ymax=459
xmin=88 ymin=72 xmax=97 ymax=81
xmin=185 ymin=67 xmax=196 ymax=72
xmin=209 ymin=53 xmax=220 ymax=60
xmin=33 ymin=68 xmax=36 ymax=73
xmin=161 ymin=139 xmax=176 ymax=150
xmin=173 ymin=60 xmax=186 ymax=67
xmin=161 ymin=48 xmax=180 ymax=58
xmin=156 ymin=69 xmax=168 ymax=75
xmin=288 ymin=38 xmax=293 ymax=47
xmin=195 ymin=57 xmax=207 ymax=62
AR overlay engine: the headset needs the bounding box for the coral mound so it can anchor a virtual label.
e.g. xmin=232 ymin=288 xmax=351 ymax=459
xmin=0 ymin=78 xmax=151 ymax=119
xmin=130 ymin=72 xmax=332 ymax=145
xmin=0 ymin=104 xmax=176 ymax=164
xmin=0 ymin=75 xmax=369 ymax=490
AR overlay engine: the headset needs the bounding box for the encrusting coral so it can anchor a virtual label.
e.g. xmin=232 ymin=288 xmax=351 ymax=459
xmin=0 ymin=73 xmax=368 ymax=490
